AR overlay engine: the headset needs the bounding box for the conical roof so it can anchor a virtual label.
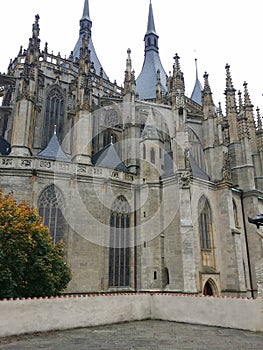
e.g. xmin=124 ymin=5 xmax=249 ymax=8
xmin=191 ymin=59 xmax=203 ymax=105
xmin=37 ymin=132 xmax=70 ymax=162
xmin=136 ymin=1 xmax=167 ymax=100
xmin=0 ymin=136 xmax=11 ymax=155
xmin=91 ymin=143 xmax=128 ymax=172
xmin=141 ymin=108 xmax=163 ymax=141
xmin=72 ymin=0 xmax=108 ymax=80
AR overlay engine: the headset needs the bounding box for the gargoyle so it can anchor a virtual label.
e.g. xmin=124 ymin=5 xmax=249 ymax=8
xmin=248 ymin=213 xmax=263 ymax=229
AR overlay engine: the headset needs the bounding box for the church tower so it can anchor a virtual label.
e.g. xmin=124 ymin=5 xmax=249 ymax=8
xmin=72 ymin=0 xmax=108 ymax=79
xmin=0 ymin=0 xmax=262 ymax=297
xmin=10 ymin=15 xmax=41 ymax=156
xmin=136 ymin=1 xmax=167 ymax=100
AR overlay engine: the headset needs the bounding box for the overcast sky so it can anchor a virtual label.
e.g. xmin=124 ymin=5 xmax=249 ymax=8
xmin=1 ymin=0 xmax=262 ymax=112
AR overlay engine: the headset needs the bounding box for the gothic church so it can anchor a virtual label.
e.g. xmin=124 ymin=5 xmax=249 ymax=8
xmin=0 ymin=0 xmax=263 ymax=297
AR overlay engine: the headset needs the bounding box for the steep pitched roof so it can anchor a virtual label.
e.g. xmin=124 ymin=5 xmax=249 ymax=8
xmin=141 ymin=108 xmax=163 ymax=141
xmin=136 ymin=1 xmax=167 ymax=100
xmin=0 ymin=136 xmax=11 ymax=155
xmin=188 ymin=151 xmax=209 ymax=181
xmin=37 ymin=132 xmax=70 ymax=162
xmin=91 ymin=143 xmax=128 ymax=172
xmin=190 ymin=59 xmax=203 ymax=105
xmin=72 ymin=0 xmax=108 ymax=80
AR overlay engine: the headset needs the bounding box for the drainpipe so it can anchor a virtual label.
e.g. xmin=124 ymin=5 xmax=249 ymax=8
xmin=233 ymin=188 xmax=254 ymax=298
xmin=134 ymin=184 xmax=137 ymax=292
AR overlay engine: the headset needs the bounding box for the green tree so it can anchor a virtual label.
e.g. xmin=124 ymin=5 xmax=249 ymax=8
xmin=0 ymin=190 xmax=71 ymax=298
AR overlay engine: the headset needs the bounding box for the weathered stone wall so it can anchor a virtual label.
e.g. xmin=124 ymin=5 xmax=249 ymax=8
xmin=0 ymin=293 xmax=262 ymax=338
xmin=256 ymin=259 xmax=263 ymax=297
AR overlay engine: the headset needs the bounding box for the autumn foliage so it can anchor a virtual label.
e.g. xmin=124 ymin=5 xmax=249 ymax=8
xmin=0 ymin=190 xmax=71 ymax=298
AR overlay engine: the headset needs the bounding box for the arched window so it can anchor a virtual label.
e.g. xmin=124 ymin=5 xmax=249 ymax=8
xmin=109 ymin=196 xmax=131 ymax=287
xmin=233 ymin=200 xmax=239 ymax=228
xmin=43 ymin=87 xmax=65 ymax=147
xmin=38 ymin=185 xmax=64 ymax=244
xmin=164 ymin=267 xmax=169 ymax=286
xmin=199 ymin=196 xmax=212 ymax=250
xmin=150 ymin=148 xmax=155 ymax=164
xmin=143 ymin=144 xmax=146 ymax=160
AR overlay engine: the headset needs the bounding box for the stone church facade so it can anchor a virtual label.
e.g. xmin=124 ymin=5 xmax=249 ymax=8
xmin=0 ymin=0 xmax=262 ymax=296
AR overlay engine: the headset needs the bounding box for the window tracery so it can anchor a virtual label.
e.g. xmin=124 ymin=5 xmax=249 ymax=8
xmin=43 ymin=86 xmax=65 ymax=146
xmin=109 ymin=196 xmax=131 ymax=287
xmin=38 ymin=185 xmax=64 ymax=244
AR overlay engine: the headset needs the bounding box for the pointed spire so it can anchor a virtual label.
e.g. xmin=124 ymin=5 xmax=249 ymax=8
xmin=81 ymin=0 xmax=90 ymax=20
xmin=172 ymin=54 xmax=185 ymax=93
xmin=256 ymin=107 xmax=262 ymax=131
xmin=136 ymin=0 xmax=167 ymax=99
xmin=195 ymin=58 xmax=198 ymax=79
xmin=146 ymin=0 xmax=157 ymax=35
xmin=191 ymin=59 xmax=203 ymax=105
xmin=124 ymin=48 xmax=136 ymax=94
xmin=242 ymin=81 xmax=257 ymax=151
xmin=224 ymin=64 xmax=237 ymax=114
xmin=173 ymin=53 xmax=181 ymax=75
xmin=238 ymin=90 xmax=244 ymax=115
xmin=225 ymin=63 xmax=235 ymax=91
xmin=236 ymin=90 xmax=250 ymax=140
xmin=141 ymin=108 xmax=162 ymax=140
xmin=202 ymin=72 xmax=214 ymax=109
xmin=72 ymin=0 xmax=108 ymax=79
xmin=26 ymin=14 xmax=41 ymax=62
xmin=243 ymin=81 xmax=252 ymax=107
xmin=224 ymin=64 xmax=239 ymax=142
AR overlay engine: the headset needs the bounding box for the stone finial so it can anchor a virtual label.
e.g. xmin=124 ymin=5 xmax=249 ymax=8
xmin=256 ymin=107 xmax=262 ymax=131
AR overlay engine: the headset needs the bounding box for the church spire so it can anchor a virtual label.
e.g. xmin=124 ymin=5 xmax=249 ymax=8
xmin=81 ymin=0 xmax=90 ymax=20
xmin=146 ymin=0 xmax=157 ymax=36
xmin=124 ymin=48 xmax=136 ymax=95
xmin=72 ymin=0 xmax=108 ymax=80
xmin=191 ymin=58 xmax=203 ymax=105
xmin=202 ymin=72 xmax=214 ymax=118
xmin=224 ymin=64 xmax=239 ymax=142
xmin=243 ymin=81 xmax=257 ymax=152
xmin=135 ymin=0 xmax=167 ymax=100
xmin=144 ymin=0 xmax=158 ymax=54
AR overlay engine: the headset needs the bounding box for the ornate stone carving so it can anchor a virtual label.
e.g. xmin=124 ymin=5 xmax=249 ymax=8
xmin=180 ymin=170 xmax=191 ymax=188
xmin=222 ymin=151 xmax=232 ymax=182
xmin=255 ymin=259 xmax=263 ymax=297
xmin=1 ymin=158 xmax=13 ymax=166
xmin=21 ymin=159 xmax=32 ymax=167
xmin=40 ymin=160 xmax=51 ymax=168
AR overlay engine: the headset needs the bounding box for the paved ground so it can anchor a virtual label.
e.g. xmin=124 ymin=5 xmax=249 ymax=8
xmin=0 ymin=320 xmax=263 ymax=350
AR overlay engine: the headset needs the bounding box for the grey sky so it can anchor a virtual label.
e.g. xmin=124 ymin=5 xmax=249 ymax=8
xmin=1 ymin=0 xmax=262 ymax=111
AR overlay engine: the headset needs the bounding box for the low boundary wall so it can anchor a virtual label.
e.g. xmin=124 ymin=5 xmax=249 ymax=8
xmin=0 ymin=293 xmax=262 ymax=338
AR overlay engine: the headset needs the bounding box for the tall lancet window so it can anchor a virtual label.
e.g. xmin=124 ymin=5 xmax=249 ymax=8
xmin=109 ymin=196 xmax=131 ymax=288
xmin=199 ymin=196 xmax=212 ymax=250
xmin=38 ymin=185 xmax=64 ymax=244
xmin=43 ymin=86 xmax=65 ymax=147
xmin=198 ymin=196 xmax=216 ymax=269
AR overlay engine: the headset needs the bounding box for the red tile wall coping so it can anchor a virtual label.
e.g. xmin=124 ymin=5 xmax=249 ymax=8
xmin=0 ymin=292 xmax=255 ymax=302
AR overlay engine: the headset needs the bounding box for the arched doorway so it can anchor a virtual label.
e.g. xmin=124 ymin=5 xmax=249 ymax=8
xmin=203 ymin=278 xmax=218 ymax=296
